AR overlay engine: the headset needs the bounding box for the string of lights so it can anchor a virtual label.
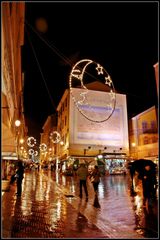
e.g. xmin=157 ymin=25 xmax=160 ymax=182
xmin=25 ymin=20 xmax=73 ymax=67
xmin=24 ymin=20 xmax=153 ymax=119
xmin=25 ymin=22 xmax=116 ymax=123
xmin=25 ymin=20 xmax=151 ymax=102
xmin=69 ymin=59 xmax=116 ymax=123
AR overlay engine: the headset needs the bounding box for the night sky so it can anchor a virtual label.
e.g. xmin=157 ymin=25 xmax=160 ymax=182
xmin=23 ymin=2 xmax=158 ymax=141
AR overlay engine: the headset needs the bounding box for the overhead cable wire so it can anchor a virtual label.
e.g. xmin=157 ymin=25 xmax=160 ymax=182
xmin=25 ymin=20 xmax=99 ymax=82
xmin=25 ymin=21 xmax=146 ymax=101
xmin=25 ymin=26 xmax=57 ymax=111
xmin=25 ymin=20 xmax=73 ymax=67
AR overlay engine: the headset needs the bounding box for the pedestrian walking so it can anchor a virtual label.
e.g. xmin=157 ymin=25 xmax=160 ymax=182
xmin=15 ymin=161 xmax=24 ymax=196
xmin=90 ymin=165 xmax=101 ymax=195
xmin=76 ymin=163 xmax=89 ymax=201
xmin=138 ymin=165 xmax=157 ymax=208
xmin=9 ymin=164 xmax=16 ymax=184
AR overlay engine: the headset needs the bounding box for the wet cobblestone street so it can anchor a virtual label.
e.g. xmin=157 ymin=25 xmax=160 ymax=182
xmin=2 ymin=169 xmax=158 ymax=239
xmin=2 ymin=170 xmax=108 ymax=238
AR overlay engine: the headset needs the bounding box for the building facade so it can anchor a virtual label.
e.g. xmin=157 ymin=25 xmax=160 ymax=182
xmin=56 ymin=82 xmax=129 ymax=171
xmin=129 ymin=106 xmax=158 ymax=164
xmin=2 ymin=2 xmax=27 ymax=181
xmin=153 ymin=62 xmax=159 ymax=96
xmin=40 ymin=114 xmax=57 ymax=166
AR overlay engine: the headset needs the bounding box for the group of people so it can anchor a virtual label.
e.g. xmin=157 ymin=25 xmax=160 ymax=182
xmin=76 ymin=163 xmax=101 ymax=202
xmin=9 ymin=159 xmax=158 ymax=212
xmin=10 ymin=160 xmax=100 ymax=201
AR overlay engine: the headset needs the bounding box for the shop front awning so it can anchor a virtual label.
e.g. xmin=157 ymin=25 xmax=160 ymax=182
xmin=2 ymin=156 xmax=18 ymax=160
xmin=2 ymin=151 xmax=18 ymax=160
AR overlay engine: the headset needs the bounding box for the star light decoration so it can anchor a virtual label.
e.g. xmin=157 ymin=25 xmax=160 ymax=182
xmin=96 ymin=64 xmax=104 ymax=75
xmin=49 ymin=131 xmax=61 ymax=144
xmin=69 ymin=59 xmax=116 ymax=123
xmin=27 ymin=137 xmax=36 ymax=147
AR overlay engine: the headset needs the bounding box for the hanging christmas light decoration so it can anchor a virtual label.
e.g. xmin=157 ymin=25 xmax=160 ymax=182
xmin=39 ymin=143 xmax=47 ymax=152
xmin=49 ymin=131 xmax=61 ymax=143
xmin=34 ymin=150 xmax=38 ymax=156
xmin=28 ymin=149 xmax=35 ymax=156
xmin=27 ymin=137 xmax=37 ymax=147
xmin=69 ymin=59 xmax=116 ymax=123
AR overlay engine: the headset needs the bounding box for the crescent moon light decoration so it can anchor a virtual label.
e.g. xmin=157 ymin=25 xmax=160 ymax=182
xmin=28 ymin=149 xmax=35 ymax=156
xmin=49 ymin=131 xmax=61 ymax=144
xmin=34 ymin=150 xmax=38 ymax=156
xmin=69 ymin=59 xmax=116 ymax=123
xmin=39 ymin=143 xmax=47 ymax=152
xmin=27 ymin=137 xmax=37 ymax=147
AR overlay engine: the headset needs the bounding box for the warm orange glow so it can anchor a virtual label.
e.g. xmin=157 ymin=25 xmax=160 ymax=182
xmin=20 ymin=138 xmax=24 ymax=144
xmin=15 ymin=119 xmax=21 ymax=127
xmin=132 ymin=142 xmax=136 ymax=147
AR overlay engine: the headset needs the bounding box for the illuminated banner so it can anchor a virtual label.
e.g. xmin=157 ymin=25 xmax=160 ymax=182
xmin=69 ymin=88 xmax=129 ymax=149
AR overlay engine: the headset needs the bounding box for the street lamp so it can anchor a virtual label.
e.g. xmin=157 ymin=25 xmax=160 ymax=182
xmin=15 ymin=120 xmax=21 ymax=161
xmin=15 ymin=120 xmax=21 ymax=127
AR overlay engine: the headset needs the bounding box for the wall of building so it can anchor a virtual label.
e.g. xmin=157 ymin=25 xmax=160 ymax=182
xmin=129 ymin=106 xmax=158 ymax=163
xmin=56 ymin=83 xmax=129 ymax=163
xmin=57 ymin=90 xmax=70 ymax=160
xmin=40 ymin=114 xmax=57 ymax=164
xmin=2 ymin=2 xmax=26 ymax=179
xmin=153 ymin=62 xmax=159 ymax=95
xmin=69 ymin=88 xmax=129 ymax=155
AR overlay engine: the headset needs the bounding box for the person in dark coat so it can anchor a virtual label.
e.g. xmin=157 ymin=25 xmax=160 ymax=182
xmin=9 ymin=164 xmax=16 ymax=184
xmin=138 ymin=165 xmax=157 ymax=207
xmin=15 ymin=161 xmax=24 ymax=196
xmin=89 ymin=165 xmax=101 ymax=195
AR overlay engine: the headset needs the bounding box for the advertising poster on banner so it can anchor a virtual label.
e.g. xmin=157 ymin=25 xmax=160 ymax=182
xmin=69 ymin=88 xmax=129 ymax=150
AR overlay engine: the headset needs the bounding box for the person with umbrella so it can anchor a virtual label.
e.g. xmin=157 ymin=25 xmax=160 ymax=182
xmin=134 ymin=160 xmax=158 ymax=207
xmin=128 ymin=159 xmax=157 ymax=195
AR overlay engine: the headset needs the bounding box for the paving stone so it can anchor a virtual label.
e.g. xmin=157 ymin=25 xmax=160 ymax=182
xmin=2 ymin=170 xmax=158 ymax=238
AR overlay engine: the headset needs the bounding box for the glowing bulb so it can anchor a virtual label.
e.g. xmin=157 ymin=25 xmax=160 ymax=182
xmin=15 ymin=120 xmax=21 ymax=127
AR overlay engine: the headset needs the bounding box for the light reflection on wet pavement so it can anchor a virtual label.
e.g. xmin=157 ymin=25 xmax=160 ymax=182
xmin=50 ymin=170 xmax=158 ymax=238
xmin=2 ymin=169 xmax=158 ymax=238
